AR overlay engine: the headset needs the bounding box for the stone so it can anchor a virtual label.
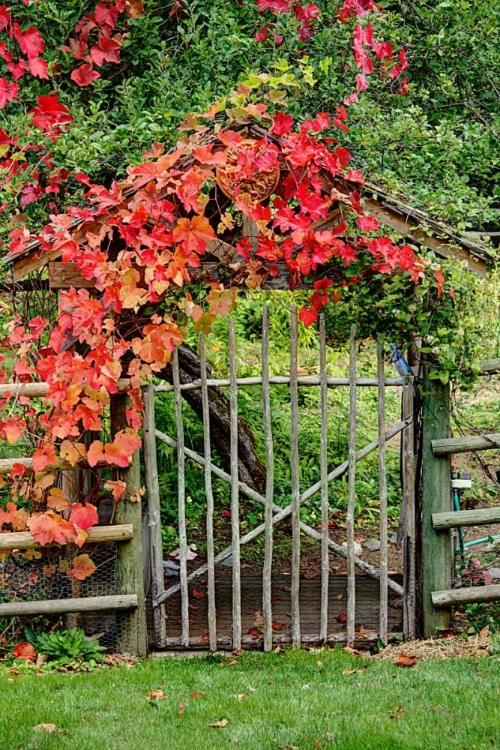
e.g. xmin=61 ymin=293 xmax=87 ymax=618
xmin=163 ymin=560 xmax=180 ymax=574
xmin=221 ymin=555 xmax=233 ymax=567
xmin=487 ymin=567 xmax=500 ymax=580
xmin=341 ymin=541 xmax=363 ymax=557
xmin=361 ymin=539 xmax=381 ymax=552
xmin=389 ymin=533 xmax=399 ymax=545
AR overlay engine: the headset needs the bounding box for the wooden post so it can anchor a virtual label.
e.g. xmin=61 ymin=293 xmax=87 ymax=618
xmin=402 ymin=381 xmax=416 ymax=640
xmin=420 ymin=368 xmax=452 ymax=638
xmin=111 ymin=393 xmax=147 ymax=657
xmin=143 ymin=386 xmax=167 ymax=648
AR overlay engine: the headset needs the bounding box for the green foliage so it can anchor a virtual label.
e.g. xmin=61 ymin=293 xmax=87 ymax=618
xmin=24 ymin=627 xmax=106 ymax=665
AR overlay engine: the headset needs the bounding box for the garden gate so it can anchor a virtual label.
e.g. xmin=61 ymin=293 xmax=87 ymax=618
xmin=143 ymin=306 xmax=417 ymax=650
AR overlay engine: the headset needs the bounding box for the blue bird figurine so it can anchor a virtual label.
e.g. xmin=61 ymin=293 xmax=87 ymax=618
xmin=389 ymin=343 xmax=413 ymax=378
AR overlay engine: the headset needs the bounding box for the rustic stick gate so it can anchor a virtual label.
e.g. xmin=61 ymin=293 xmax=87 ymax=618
xmin=144 ymin=306 xmax=415 ymax=650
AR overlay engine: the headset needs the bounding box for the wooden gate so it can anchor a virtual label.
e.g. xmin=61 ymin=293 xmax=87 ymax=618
xmin=143 ymin=306 xmax=416 ymax=650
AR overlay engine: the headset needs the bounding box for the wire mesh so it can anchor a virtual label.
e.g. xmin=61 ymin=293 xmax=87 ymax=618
xmin=0 ymin=541 xmax=131 ymax=654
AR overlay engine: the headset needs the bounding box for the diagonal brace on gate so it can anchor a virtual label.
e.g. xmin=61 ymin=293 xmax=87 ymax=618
xmin=153 ymin=417 xmax=410 ymax=606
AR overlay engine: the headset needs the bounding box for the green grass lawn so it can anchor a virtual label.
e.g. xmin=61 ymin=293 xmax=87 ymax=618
xmin=1 ymin=649 xmax=499 ymax=750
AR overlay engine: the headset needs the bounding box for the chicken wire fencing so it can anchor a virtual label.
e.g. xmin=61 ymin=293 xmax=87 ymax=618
xmin=0 ymin=540 xmax=143 ymax=655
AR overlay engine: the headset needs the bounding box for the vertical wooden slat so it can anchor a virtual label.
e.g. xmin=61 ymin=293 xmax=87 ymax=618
xmin=290 ymin=305 xmax=301 ymax=647
xmin=229 ymin=319 xmax=241 ymax=650
xmin=199 ymin=334 xmax=217 ymax=651
xmin=346 ymin=325 xmax=357 ymax=645
xmin=421 ymin=367 xmax=452 ymax=637
xmin=377 ymin=337 xmax=388 ymax=644
xmin=402 ymin=380 xmax=416 ymax=640
xmin=262 ymin=306 xmax=274 ymax=652
xmin=143 ymin=385 xmax=167 ymax=648
xmin=319 ymin=314 xmax=329 ymax=642
xmin=172 ymin=347 xmax=189 ymax=647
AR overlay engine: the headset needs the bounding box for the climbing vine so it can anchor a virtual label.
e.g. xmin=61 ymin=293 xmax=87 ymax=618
xmin=0 ymin=1 xmax=448 ymax=579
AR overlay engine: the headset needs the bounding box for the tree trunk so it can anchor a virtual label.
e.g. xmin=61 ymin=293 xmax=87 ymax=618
xmin=157 ymin=344 xmax=267 ymax=493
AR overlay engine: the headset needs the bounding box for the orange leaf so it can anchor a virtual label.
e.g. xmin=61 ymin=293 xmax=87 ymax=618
xmin=104 ymin=480 xmax=127 ymax=501
xmin=172 ymin=216 xmax=216 ymax=254
xmin=103 ymin=442 xmax=130 ymax=468
xmin=2 ymin=418 xmax=24 ymax=445
xmin=13 ymin=642 xmax=36 ymax=661
xmin=27 ymin=512 xmax=77 ymax=546
xmin=192 ymin=588 xmax=207 ymax=600
xmin=209 ymin=719 xmax=228 ymax=728
xmin=113 ymin=429 xmax=142 ymax=456
xmin=60 ymin=441 xmax=86 ymax=467
xmin=68 ymin=554 xmax=96 ymax=581
xmin=32 ymin=444 xmax=56 ymax=472
xmin=395 ymin=654 xmax=416 ymax=668
xmin=47 ymin=488 xmax=70 ymax=512
xmin=125 ymin=0 xmax=144 ymax=18
xmin=87 ymin=439 xmax=104 ymax=467
xmin=69 ymin=502 xmax=99 ymax=531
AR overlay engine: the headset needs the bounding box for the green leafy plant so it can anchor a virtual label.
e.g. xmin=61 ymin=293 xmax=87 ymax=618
xmin=24 ymin=627 xmax=107 ymax=665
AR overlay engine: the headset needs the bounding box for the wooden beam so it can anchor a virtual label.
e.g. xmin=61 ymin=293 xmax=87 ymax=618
xmin=0 ymin=455 xmax=131 ymax=475
xmin=0 ymin=524 xmax=134 ymax=551
xmin=0 ymin=379 xmax=131 ymax=400
xmin=432 ymin=585 xmax=500 ymax=608
xmin=0 ymin=594 xmax=138 ymax=617
xmin=432 ymin=434 xmax=500 ymax=456
xmin=421 ymin=368 xmax=452 ymax=637
xmin=49 ymin=262 xmax=95 ymax=289
xmin=432 ymin=508 xmax=500 ymax=530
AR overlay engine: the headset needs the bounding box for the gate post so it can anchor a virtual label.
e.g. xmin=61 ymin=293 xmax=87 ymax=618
xmin=420 ymin=368 xmax=452 ymax=638
xmin=111 ymin=393 xmax=148 ymax=657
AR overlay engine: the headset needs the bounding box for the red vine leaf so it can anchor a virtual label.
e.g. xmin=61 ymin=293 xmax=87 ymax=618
xmin=69 ymin=502 xmax=99 ymax=531
xmin=71 ymin=63 xmax=101 ymax=86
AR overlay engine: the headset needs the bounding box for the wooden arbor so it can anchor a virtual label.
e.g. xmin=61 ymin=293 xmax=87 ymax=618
xmin=1 ymin=121 xmax=497 ymax=650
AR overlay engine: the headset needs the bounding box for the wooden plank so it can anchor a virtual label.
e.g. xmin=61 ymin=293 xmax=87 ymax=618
xmin=402 ymin=381 xmax=416 ymax=640
xmin=261 ymin=307 xmax=274 ymax=653
xmin=0 ymin=524 xmax=133 ymax=551
xmin=432 ymin=585 xmax=500 ymax=608
xmin=229 ymin=318 xmax=242 ymax=650
xmin=49 ymin=262 xmax=94 ymax=289
xmin=421 ymin=369 xmax=452 ymax=637
xmin=290 ymin=305 xmax=301 ymax=647
xmin=0 ymin=594 xmax=137 ymax=617
xmin=162 ymin=573 xmax=404 ymax=648
xmin=154 ymin=419 xmax=410 ymax=606
xmin=172 ymin=347 xmax=189 ymax=648
xmin=432 ymin=507 xmax=500 ymax=530
xmin=111 ymin=394 xmax=147 ymax=657
xmin=199 ymin=333 xmax=217 ymax=651
xmin=12 ymin=246 xmax=63 ymax=283
xmin=143 ymin=385 xmax=167 ymax=648
xmin=360 ymin=197 xmax=487 ymax=277
xmin=377 ymin=337 xmax=388 ymax=644
xmin=153 ymin=376 xmax=405 ymax=392
xmin=346 ymin=325 xmax=357 ymax=645
xmin=319 ymin=315 xmax=329 ymax=643
xmin=432 ymin=434 xmax=500 ymax=456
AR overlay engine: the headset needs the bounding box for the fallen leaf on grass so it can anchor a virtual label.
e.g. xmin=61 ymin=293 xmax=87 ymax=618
xmin=146 ymin=689 xmax=167 ymax=701
xmin=237 ymin=693 xmax=246 ymax=701
xmin=326 ymin=732 xmax=334 ymax=741
xmin=190 ymin=691 xmax=203 ymax=699
xmin=33 ymin=724 xmax=57 ymax=733
xmin=394 ymin=654 xmax=416 ymax=667
xmin=209 ymin=718 xmax=228 ymax=728
xmin=272 ymin=621 xmax=289 ymax=631
xmin=178 ymin=702 xmax=185 ymax=715
xmin=336 ymin=612 xmax=348 ymax=624
xmin=283 ymin=586 xmax=292 ymax=592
